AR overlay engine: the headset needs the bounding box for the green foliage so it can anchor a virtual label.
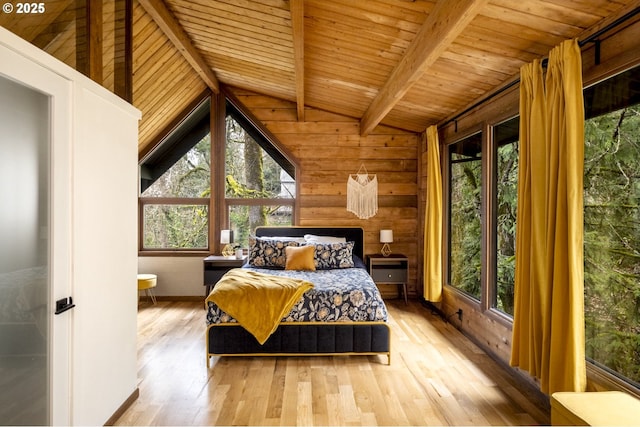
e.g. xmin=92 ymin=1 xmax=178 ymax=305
xmin=496 ymin=140 xmax=519 ymax=315
xmin=450 ymin=151 xmax=482 ymax=299
xmin=226 ymin=175 xmax=268 ymax=198
xmin=448 ymin=125 xmax=518 ymax=313
xmin=225 ymin=116 xmax=285 ymax=199
xmin=229 ymin=204 xmax=292 ymax=248
xmin=143 ymin=204 xmax=208 ymax=249
xmin=584 ymin=106 xmax=640 ymax=384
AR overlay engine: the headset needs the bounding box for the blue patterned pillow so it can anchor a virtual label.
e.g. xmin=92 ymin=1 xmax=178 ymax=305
xmin=248 ymin=236 xmax=300 ymax=268
xmin=310 ymin=241 xmax=355 ymax=269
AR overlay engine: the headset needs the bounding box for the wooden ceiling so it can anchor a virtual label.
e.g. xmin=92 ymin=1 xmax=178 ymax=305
xmin=2 ymin=0 xmax=639 ymax=152
xmin=133 ymin=0 xmax=639 ymax=148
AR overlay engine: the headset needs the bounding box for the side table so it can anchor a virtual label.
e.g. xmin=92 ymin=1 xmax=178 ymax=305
xmin=366 ymin=254 xmax=409 ymax=304
xmin=203 ymin=255 xmax=246 ymax=296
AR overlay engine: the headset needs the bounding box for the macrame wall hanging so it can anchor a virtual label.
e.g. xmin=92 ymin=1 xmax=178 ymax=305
xmin=347 ymin=164 xmax=378 ymax=219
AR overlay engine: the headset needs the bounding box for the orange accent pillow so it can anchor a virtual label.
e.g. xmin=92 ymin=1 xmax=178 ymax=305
xmin=285 ymin=245 xmax=316 ymax=271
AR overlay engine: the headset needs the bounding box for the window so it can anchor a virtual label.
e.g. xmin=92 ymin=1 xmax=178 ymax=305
xmin=142 ymin=203 xmax=209 ymax=249
xmin=493 ymin=117 xmax=519 ymax=316
xmin=448 ymin=132 xmax=483 ymax=300
xmin=439 ymin=33 xmax=640 ymax=390
xmin=224 ymin=103 xmax=295 ymax=249
xmin=584 ymin=65 xmax=640 ymax=385
xmin=139 ymin=96 xmax=296 ymax=253
xmin=140 ymin=131 xmax=210 ymax=250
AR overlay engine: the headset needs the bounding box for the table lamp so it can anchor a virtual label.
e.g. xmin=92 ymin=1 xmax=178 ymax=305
xmin=221 ymin=229 xmax=235 ymax=257
xmin=380 ymin=229 xmax=393 ymax=257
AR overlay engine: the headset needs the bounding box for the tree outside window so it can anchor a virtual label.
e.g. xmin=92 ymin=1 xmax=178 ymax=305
xmin=449 ymin=132 xmax=483 ymax=300
xmin=493 ymin=117 xmax=519 ymax=316
xmin=225 ymin=114 xmax=295 ymax=249
xmin=584 ymin=66 xmax=640 ymax=385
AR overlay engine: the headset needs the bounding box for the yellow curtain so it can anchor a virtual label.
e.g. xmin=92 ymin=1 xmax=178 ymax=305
xmin=511 ymin=58 xmax=547 ymax=380
xmin=423 ymin=125 xmax=443 ymax=302
xmin=510 ymin=39 xmax=586 ymax=394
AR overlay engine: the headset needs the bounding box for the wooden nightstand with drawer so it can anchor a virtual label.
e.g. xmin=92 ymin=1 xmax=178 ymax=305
xmin=203 ymin=255 xmax=246 ymax=296
xmin=366 ymin=254 xmax=409 ymax=304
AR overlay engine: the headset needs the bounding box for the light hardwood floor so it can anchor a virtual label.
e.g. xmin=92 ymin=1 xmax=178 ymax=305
xmin=114 ymin=299 xmax=549 ymax=426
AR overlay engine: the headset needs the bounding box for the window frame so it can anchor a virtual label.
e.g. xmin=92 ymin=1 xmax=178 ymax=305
xmin=489 ymin=115 xmax=520 ymax=319
xmin=443 ymin=112 xmax=521 ymax=328
xmin=445 ymin=127 xmax=486 ymax=304
xmin=138 ymin=91 xmax=298 ymax=256
xmin=138 ymin=197 xmax=210 ymax=254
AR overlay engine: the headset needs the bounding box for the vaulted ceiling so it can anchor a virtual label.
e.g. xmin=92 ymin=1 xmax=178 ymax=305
xmin=132 ymin=0 xmax=639 ymax=151
xmin=2 ymin=0 xmax=639 ymax=153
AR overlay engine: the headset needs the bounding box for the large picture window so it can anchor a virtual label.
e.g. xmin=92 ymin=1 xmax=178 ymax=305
xmin=139 ymin=96 xmax=296 ymax=253
xmin=448 ymin=132 xmax=483 ymax=300
xmin=440 ymin=38 xmax=640 ymax=391
xmin=584 ymin=65 xmax=640 ymax=385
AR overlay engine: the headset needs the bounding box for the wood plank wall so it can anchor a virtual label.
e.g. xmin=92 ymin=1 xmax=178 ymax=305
xmin=229 ymin=87 xmax=423 ymax=299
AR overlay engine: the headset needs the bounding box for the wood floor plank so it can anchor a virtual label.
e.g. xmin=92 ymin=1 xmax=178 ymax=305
xmin=281 ymin=360 xmax=299 ymax=425
xmin=114 ymin=300 xmax=550 ymax=426
xmin=310 ymin=365 xmax=330 ymax=425
xmin=267 ymin=359 xmax=286 ymax=421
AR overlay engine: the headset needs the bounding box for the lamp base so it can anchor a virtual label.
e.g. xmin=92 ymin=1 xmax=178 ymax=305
xmin=222 ymin=244 xmax=235 ymax=257
xmin=381 ymin=243 xmax=392 ymax=257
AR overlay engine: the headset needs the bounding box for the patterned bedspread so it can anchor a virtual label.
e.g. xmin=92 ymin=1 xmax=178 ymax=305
xmin=0 ymin=267 xmax=47 ymax=322
xmin=206 ymin=266 xmax=388 ymax=324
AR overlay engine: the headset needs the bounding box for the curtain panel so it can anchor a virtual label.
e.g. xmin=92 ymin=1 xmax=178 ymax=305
xmin=510 ymin=39 xmax=587 ymax=394
xmin=423 ymin=125 xmax=443 ymax=302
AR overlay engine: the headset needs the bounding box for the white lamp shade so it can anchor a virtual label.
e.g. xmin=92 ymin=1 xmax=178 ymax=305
xmin=380 ymin=229 xmax=393 ymax=243
xmin=220 ymin=229 xmax=232 ymax=244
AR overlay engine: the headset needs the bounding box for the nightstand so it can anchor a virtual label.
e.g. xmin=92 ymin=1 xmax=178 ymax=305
xmin=203 ymin=255 xmax=246 ymax=296
xmin=366 ymin=254 xmax=409 ymax=304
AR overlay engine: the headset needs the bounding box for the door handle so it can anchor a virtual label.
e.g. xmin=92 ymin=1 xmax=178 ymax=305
xmin=55 ymin=297 xmax=75 ymax=315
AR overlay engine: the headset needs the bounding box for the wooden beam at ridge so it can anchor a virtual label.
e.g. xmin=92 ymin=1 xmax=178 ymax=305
xmin=76 ymin=0 xmax=103 ymax=84
xmin=359 ymin=0 xmax=489 ymax=136
xmin=290 ymin=0 xmax=305 ymax=122
xmin=138 ymin=0 xmax=220 ymax=93
xmin=88 ymin=0 xmax=103 ymax=83
xmin=114 ymin=0 xmax=133 ymax=103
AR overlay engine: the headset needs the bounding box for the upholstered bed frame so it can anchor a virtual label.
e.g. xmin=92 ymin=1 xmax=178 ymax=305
xmin=206 ymin=226 xmax=391 ymax=365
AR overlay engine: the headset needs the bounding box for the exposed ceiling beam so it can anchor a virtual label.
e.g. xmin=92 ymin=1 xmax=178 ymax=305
xmin=359 ymin=0 xmax=489 ymax=136
xmin=138 ymin=0 xmax=220 ymax=93
xmin=87 ymin=1 xmax=103 ymax=84
xmin=290 ymin=0 xmax=305 ymax=121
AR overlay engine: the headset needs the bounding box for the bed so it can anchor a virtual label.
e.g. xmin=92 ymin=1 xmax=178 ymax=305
xmin=205 ymin=226 xmax=391 ymax=365
xmin=0 ymin=266 xmax=48 ymax=355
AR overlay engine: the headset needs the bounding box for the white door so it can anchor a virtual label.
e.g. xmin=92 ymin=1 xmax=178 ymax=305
xmin=0 ymin=44 xmax=72 ymax=425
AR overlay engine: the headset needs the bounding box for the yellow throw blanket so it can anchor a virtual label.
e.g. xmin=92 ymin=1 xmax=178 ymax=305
xmin=205 ymin=269 xmax=313 ymax=344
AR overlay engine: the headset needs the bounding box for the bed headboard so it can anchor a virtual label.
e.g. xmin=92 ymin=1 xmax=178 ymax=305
xmin=255 ymin=226 xmax=365 ymax=260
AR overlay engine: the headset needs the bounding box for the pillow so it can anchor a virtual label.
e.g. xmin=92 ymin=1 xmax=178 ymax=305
xmin=248 ymin=236 xmax=300 ymax=268
xmin=285 ymin=245 xmax=316 ymax=271
xmin=352 ymin=255 xmax=367 ymax=270
xmin=304 ymin=234 xmax=347 ymax=244
xmin=259 ymin=236 xmax=306 ymax=243
xmin=310 ymin=241 xmax=355 ymax=269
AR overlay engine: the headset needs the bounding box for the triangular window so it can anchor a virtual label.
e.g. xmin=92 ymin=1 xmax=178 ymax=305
xmin=139 ymin=95 xmax=296 ymax=252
